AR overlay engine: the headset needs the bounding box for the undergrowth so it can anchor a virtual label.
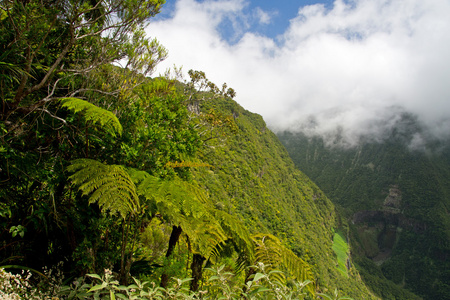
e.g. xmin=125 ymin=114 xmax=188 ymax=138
xmin=0 ymin=263 xmax=353 ymax=300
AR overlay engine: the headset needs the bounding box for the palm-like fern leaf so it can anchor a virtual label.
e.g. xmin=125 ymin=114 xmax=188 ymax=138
xmin=0 ymin=60 xmax=35 ymax=84
xmin=213 ymin=209 xmax=254 ymax=271
xmin=127 ymin=168 xmax=153 ymax=185
xmin=186 ymin=217 xmax=228 ymax=259
xmin=253 ymin=234 xmax=284 ymax=282
xmin=252 ymin=233 xmax=315 ymax=294
xmin=137 ymin=176 xmax=208 ymax=221
xmin=68 ymin=159 xmax=140 ymax=218
xmin=135 ymin=173 xmax=228 ymax=259
xmin=60 ymin=97 xmax=123 ymax=136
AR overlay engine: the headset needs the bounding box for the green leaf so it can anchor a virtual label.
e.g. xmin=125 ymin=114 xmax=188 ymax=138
xmin=208 ymin=275 xmax=220 ymax=281
xmin=252 ymin=272 xmax=266 ymax=282
xmin=316 ymin=293 xmax=333 ymax=300
xmin=252 ymin=287 xmax=271 ymax=294
xmin=88 ymin=283 xmax=107 ymax=293
xmin=87 ymin=273 xmax=102 ymax=280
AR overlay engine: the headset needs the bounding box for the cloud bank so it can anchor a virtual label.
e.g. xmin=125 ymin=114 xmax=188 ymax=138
xmin=147 ymin=0 xmax=450 ymax=146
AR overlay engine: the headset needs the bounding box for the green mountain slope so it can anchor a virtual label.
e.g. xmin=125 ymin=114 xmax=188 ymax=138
xmin=277 ymin=116 xmax=450 ymax=299
xmin=192 ymin=98 xmax=379 ymax=299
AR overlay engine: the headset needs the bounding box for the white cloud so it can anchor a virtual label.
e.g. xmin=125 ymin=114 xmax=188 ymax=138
xmin=147 ymin=0 xmax=450 ymax=146
xmin=254 ymin=7 xmax=273 ymax=25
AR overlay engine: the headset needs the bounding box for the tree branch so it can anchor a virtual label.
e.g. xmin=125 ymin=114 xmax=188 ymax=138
xmin=23 ymin=28 xmax=75 ymax=99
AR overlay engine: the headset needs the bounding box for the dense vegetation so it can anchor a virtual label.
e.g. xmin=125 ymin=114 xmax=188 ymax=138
xmin=190 ymin=97 xmax=376 ymax=298
xmin=0 ymin=0 xmax=378 ymax=298
xmin=278 ymin=114 xmax=450 ymax=300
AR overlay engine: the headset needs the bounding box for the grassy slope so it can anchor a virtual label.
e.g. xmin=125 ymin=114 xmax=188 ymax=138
xmin=332 ymin=231 xmax=349 ymax=276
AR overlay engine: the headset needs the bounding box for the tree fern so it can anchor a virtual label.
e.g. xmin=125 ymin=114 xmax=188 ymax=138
xmin=137 ymin=176 xmax=209 ymax=221
xmin=68 ymin=159 xmax=140 ymax=218
xmin=137 ymin=175 xmax=227 ymax=256
xmin=253 ymin=234 xmax=283 ymax=281
xmin=69 ymin=162 xmax=246 ymax=287
xmin=252 ymin=233 xmax=315 ymax=295
xmin=213 ymin=209 xmax=254 ymax=272
xmin=187 ymin=217 xmax=228 ymax=258
xmin=60 ymin=97 xmax=123 ymax=137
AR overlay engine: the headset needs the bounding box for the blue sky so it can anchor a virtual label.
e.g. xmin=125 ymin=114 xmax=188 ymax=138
xmin=147 ymin=0 xmax=450 ymax=147
xmin=216 ymin=0 xmax=335 ymax=42
xmin=158 ymin=0 xmax=336 ymax=42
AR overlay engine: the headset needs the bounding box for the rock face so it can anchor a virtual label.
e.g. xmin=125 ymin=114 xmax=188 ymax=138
xmin=383 ymin=186 xmax=401 ymax=210
xmin=352 ymin=186 xmax=426 ymax=264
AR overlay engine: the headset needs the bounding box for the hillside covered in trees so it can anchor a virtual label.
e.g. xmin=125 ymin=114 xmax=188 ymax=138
xmin=278 ymin=116 xmax=450 ymax=300
xmin=0 ymin=0 xmax=385 ymax=298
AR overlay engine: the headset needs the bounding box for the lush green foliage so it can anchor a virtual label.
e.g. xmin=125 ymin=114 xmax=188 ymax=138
xmin=278 ymin=118 xmax=450 ymax=299
xmin=1 ymin=264 xmax=342 ymax=299
xmin=190 ymin=98 xmax=377 ymax=299
xmin=1 ymin=1 xmax=377 ymax=299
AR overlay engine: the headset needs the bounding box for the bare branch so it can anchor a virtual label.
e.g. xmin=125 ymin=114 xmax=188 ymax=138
xmin=23 ymin=29 xmax=75 ymax=98
xmin=35 ymin=108 xmax=67 ymax=125
xmin=69 ymin=88 xmax=120 ymax=98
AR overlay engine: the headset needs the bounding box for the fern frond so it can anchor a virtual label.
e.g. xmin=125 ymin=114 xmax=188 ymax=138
xmin=140 ymin=78 xmax=176 ymax=97
xmin=138 ymin=176 xmax=208 ymax=220
xmin=127 ymin=168 xmax=152 ymax=186
xmin=68 ymin=159 xmax=140 ymax=218
xmin=186 ymin=218 xmax=228 ymax=260
xmin=252 ymin=233 xmax=285 ymax=284
xmin=60 ymin=97 xmax=123 ymax=137
xmin=135 ymin=174 xmax=228 ymax=259
xmin=282 ymin=247 xmax=315 ymax=284
xmin=213 ymin=209 xmax=254 ymax=272
xmin=252 ymin=233 xmax=315 ymax=294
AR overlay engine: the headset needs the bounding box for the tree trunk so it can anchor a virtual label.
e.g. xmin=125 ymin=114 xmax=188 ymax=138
xmin=160 ymin=225 xmax=182 ymax=288
xmin=189 ymin=253 xmax=205 ymax=291
xmin=242 ymin=266 xmax=257 ymax=295
xmin=119 ymin=216 xmax=132 ymax=284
